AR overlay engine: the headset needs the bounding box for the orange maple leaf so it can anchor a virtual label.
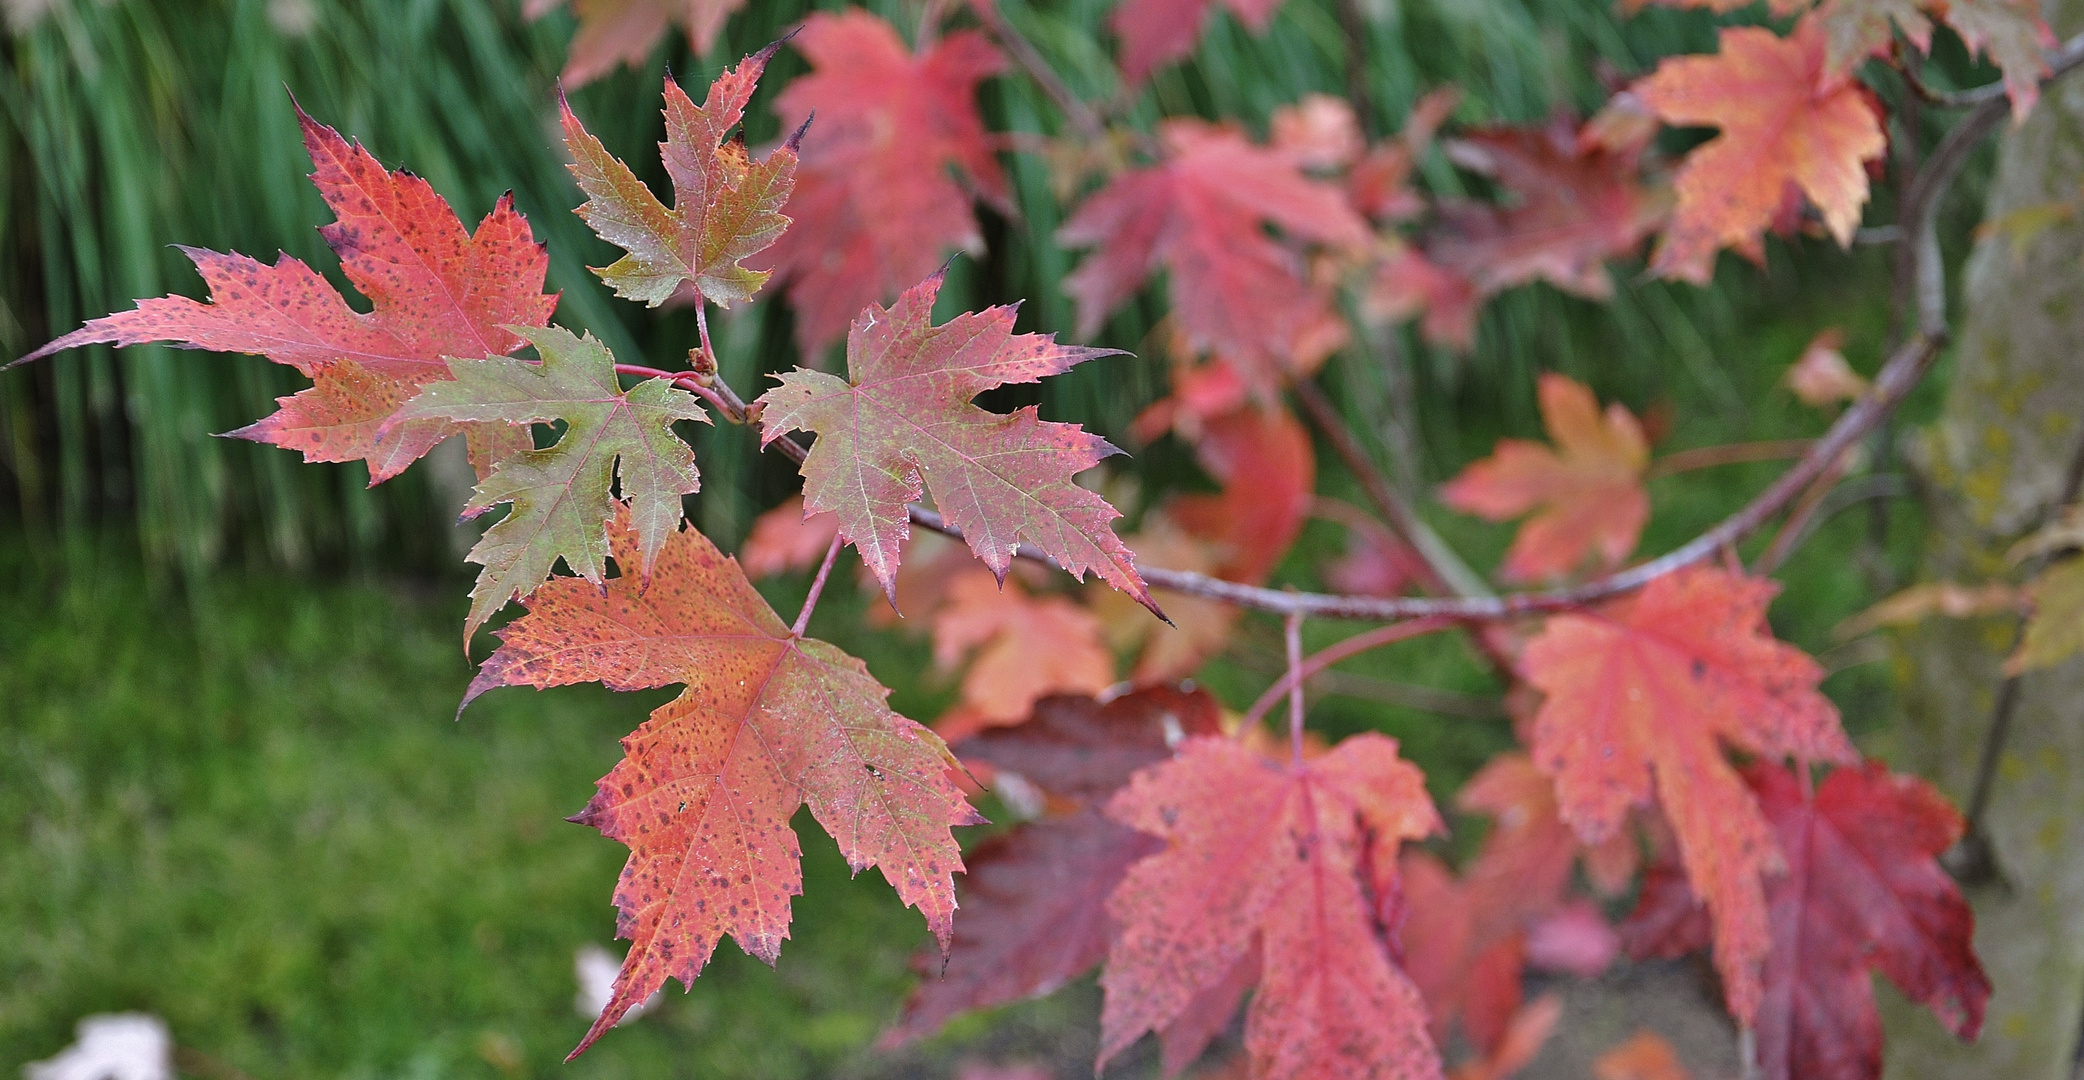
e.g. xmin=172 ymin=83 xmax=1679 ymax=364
xmin=1635 ymin=16 xmax=1887 ymax=283
xmin=1593 ymin=1032 xmax=1692 ymax=1080
xmin=931 ymin=571 xmax=1117 ymax=734
xmin=463 ymin=507 xmax=982 ymax=1056
xmin=1440 ymin=373 xmax=1650 ymax=583
xmin=739 ymin=495 xmax=840 ymax=579
xmin=1520 ymin=566 xmax=1857 ymax=1024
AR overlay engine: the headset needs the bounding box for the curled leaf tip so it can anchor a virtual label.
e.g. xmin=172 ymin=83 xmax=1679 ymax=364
xmin=785 ymin=112 xmax=814 ymax=152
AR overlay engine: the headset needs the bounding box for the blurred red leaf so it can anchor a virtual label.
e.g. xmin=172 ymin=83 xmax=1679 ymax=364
xmin=932 ymin=571 xmax=1116 ymax=733
xmin=1440 ymin=373 xmax=1650 ymax=583
xmin=1748 ymin=761 xmax=1989 ymax=1080
xmin=1170 ymin=405 xmax=1317 ymax=585
xmin=1109 ymin=0 xmax=1286 ymax=85
xmin=528 ymin=0 xmax=748 ymax=87
xmin=1060 ymin=120 xmax=1367 ymax=379
xmin=759 ymin=11 xmax=1008 ymax=354
xmin=739 ymin=495 xmax=840 ymax=578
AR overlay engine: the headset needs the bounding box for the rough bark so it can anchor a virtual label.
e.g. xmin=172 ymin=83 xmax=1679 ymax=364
xmin=1884 ymin=12 xmax=2084 ymax=1073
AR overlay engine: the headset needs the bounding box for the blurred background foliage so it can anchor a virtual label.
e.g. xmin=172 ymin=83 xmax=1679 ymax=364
xmin=2 ymin=0 xmax=1817 ymax=576
xmin=0 ymin=0 xmax=2005 ymax=1074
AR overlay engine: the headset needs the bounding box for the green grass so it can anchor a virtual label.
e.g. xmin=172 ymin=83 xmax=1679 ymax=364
xmin=0 ymin=542 xmax=927 ymax=1078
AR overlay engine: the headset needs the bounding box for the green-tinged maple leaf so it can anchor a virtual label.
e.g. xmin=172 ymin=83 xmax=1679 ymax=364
xmin=1817 ymin=0 xmax=2052 ymax=120
xmin=1100 ymin=734 xmax=1444 ymax=1080
xmin=1635 ymin=16 xmax=1887 ymax=283
xmin=17 ymin=104 xmax=555 ymax=484
xmin=393 ymin=325 xmax=708 ymax=637
xmin=1521 ymin=567 xmax=1858 ymax=1025
xmin=756 ymin=269 xmax=1155 ymax=615
xmin=2009 ymin=556 xmax=2084 ymax=674
xmin=462 ymin=507 xmax=982 ymax=1058
xmin=561 ymin=45 xmax=797 ymax=307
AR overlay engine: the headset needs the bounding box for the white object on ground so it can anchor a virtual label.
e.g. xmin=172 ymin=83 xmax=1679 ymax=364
xmin=574 ymin=943 xmax=662 ymax=1025
xmin=23 ymin=1013 xmax=172 ymax=1080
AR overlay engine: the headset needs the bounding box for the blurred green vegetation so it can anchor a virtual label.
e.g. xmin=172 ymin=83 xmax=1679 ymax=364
xmin=0 ymin=537 xmax=1092 ymax=1078
xmin=0 ymin=0 xmax=2012 ymax=1073
xmin=0 ymin=0 xmax=1767 ymax=573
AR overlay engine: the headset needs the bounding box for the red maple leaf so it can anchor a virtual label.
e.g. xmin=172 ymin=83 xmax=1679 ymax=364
xmin=958 ymin=685 xmax=1222 ymax=805
xmin=1101 ymin=734 xmax=1444 ymax=1080
xmin=1521 ymin=566 xmax=1857 ymax=1024
xmin=1059 ymin=119 xmax=1369 ymax=377
xmin=1430 ymin=117 xmax=1664 ymax=300
xmin=1110 ymin=0 xmax=1286 ymax=85
xmin=1634 ymin=16 xmax=1888 ymax=282
xmin=1439 ymin=373 xmax=1651 ymax=583
xmin=756 ymin=11 xmax=1008 ymax=355
xmin=527 ymin=0 xmax=749 ymax=87
xmin=462 ymin=506 xmax=982 ymax=1057
xmin=1455 ymin=752 xmax=1581 ymax=946
xmin=1168 ymin=403 xmax=1317 ymax=585
xmin=1748 ymin=761 xmax=1988 ymax=1080
xmin=887 ymin=687 xmax=1221 ymax=1047
xmin=1398 ymin=851 xmax=1530 ymax=1057
xmin=1395 ymin=754 xmax=1585 ymax=1059
xmin=20 ymin=104 xmax=554 ymax=484
xmin=757 ymin=269 xmax=1153 ymax=615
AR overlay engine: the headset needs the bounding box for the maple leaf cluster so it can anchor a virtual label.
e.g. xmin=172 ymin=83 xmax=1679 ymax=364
xmin=17 ymin=0 xmax=2049 ymax=1073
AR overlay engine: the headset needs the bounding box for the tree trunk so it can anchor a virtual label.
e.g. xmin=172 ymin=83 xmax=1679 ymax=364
xmin=1884 ymin=14 xmax=2084 ymax=1074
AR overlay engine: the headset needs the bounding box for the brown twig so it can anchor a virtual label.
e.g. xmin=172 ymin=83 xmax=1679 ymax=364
xmin=792 ymin=530 xmax=845 ymax=636
xmin=1241 ymin=616 xmax=1459 ymax=730
xmin=1284 ymin=611 xmax=1307 ymax=764
xmin=1291 ymin=378 xmax=1492 ymax=599
xmin=1751 ymin=449 xmax=1851 ymax=575
xmin=966 ymin=0 xmax=1109 ymax=142
xmin=1642 ymin=439 xmax=1814 ymax=481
